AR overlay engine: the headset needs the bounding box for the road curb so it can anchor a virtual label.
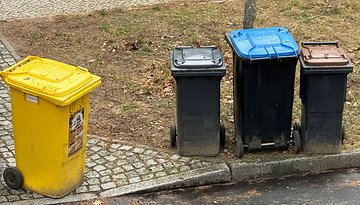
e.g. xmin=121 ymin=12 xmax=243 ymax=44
xmin=100 ymin=162 xmax=231 ymax=198
xmin=0 ymin=193 xmax=98 ymax=205
xmin=0 ymin=33 xmax=21 ymax=62
xmin=229 ymin=151 xmax=360 ymax=181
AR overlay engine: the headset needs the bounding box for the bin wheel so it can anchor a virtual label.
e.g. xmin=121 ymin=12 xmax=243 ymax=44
xmin=293 ymin=130 xmax=301 ymax=153
xmin=170 ymin=124 xmax=177 ymax=147
xmin=3 ymin=167 xmax=23 ymax=189
xmin=220 ymin=123 xmax=226 ymax=147
xmin=235 ymin=137 xmax=244 ymax=157
xmin=341 ymin=123 xmax=345 ymax=144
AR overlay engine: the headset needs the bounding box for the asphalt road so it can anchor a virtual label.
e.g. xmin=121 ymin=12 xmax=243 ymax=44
xmin=107 ymin=168 xmax=360 ymax=205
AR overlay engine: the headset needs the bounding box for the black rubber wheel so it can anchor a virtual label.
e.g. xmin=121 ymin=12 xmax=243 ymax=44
xmin=220 ymin=123 xmax=226 ymax=147
xmin=3 ymin=167 xmax=23 ymax=189
xmin=170 ymin=124 xmax=177 ymax=147
xmin=293 ymin=130 xmax=301 ymax=153
xmin=235 ymin=137 xmax=244 ymax=157
xmin=341 ymin=122 xmax=345 ymax=144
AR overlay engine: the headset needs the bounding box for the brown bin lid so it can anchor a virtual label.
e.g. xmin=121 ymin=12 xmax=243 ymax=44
xmin=301 ymin=43 xmax=349 ymax=66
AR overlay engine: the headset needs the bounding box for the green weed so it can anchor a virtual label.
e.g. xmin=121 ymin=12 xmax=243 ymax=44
xmin=55 ymin=31 xmax=70 ymax=38
xmin=290 ymin=0 xmax=300 ymax=6
xmin=100 ymin=22 xmax=112 ymax=33
xmin=152 ymin=5 xmax=161 ymax=11
xmin=98 ymin=9 xmax=107 ymax=16
xmin=328 ymin=7 xmax=342 ymax=14
xmin=30 ymin=32 xmax=43 ymax=39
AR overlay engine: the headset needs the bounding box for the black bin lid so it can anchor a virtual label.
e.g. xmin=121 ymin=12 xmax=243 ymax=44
xmin=172 ymin=46 xmax=224 ymax=68
xmin=171 ymin=46 xmax=226 ymax=77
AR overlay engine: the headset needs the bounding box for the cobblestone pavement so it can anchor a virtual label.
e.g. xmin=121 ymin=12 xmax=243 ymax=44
xmin=0 ymin=0 xmax=209 ymax=21
xmin=0 ymin=19 xmax=216 ymax=204
xmin=0 ymin=137 xmax=213 ymax=204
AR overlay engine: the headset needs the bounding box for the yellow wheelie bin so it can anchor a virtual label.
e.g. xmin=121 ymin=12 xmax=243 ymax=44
xmin=0 ymin=56 xmax=101 ymax=198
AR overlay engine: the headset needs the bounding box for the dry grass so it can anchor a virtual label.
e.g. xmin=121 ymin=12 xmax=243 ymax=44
xmin=0 ymin=0 xmax=358 ymax=159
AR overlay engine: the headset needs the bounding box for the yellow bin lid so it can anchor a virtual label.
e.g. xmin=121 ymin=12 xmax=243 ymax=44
xmin=1 ymin=56 xmax=101 ymax=106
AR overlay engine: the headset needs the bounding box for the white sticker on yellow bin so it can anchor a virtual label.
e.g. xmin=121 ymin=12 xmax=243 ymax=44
xmin=68 ymin=108 xmax=84 ymax=157
xmin=26 ymin=94 xmax=38 ymax=103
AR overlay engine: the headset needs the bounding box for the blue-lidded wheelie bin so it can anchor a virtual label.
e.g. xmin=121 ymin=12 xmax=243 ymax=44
xmin=225 ymin=27 xmax=300 ymax=157
xmin=169 ymin=46 xmax=226 ymax=156
xmin=293 ymin=42 xmax=353 ymax=154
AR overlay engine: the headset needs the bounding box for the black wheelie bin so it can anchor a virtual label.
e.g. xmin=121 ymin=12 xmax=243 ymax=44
xmin=293 ymin=42 xmax=353 ymax=154
xmin=169 ymin=46 xmax=226 ymax=156
xmin=225 ymin=27 xmax=300 ymax=157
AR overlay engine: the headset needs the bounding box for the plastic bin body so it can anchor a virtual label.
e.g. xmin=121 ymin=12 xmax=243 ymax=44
xmin=171 ymin=46 xmax=226 ymax=156
xmin=226 ymin=27 xmax=300 ymax=150
xmin=1 ymin=56 xmax=101 ymax=198
xmin=299 ymin=42 xmax=353 ymax=154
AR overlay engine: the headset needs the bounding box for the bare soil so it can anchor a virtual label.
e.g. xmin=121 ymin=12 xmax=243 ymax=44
xmin=0 ymin=0 xmax=359 ymax=159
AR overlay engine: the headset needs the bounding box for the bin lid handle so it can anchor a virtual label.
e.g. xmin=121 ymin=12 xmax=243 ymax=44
xmin=272 ymin=45 xmax=279 ymax=59
xmin=77 ymin=66 xmax=88 ymax=72
xmin=0 ymin=56 xmax=40 ymax=78
xmin=302 ymin=42 xmax=339 ymax=48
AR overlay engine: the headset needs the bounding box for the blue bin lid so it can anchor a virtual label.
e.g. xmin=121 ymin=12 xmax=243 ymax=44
xmin=228 ymin=27 xmax=300 ymax=60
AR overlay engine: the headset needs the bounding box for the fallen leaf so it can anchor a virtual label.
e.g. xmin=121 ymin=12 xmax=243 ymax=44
xmin=93 ymin=199 xmax=104 ymax=205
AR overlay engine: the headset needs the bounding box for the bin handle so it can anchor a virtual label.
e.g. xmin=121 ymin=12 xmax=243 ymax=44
xmin=77 ymin=66 xmax=88 ymax=72
xmin=0 ymin=56 xmax=39 ymax=78
xmin=302 ymin=42 xmax=339 ymax=47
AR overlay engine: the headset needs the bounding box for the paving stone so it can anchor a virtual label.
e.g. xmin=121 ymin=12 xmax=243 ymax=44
xmin=113 ymin=173 xmax=127 ymax=179
xmin=100 ymin=176 xmax=111 ymax=183
xmin=179 ymin=165 xmax=191 ymax=172
xmin=128 ymin=176 xmax=142 ymax=184
xmin=76 ymin=186 xmax=88 ymax=193
xmin=98 ymin=149 xmax=110 ymax=157
xmin=101 ymin=182 xmax=116 ymax=190
xmin=149 ymin=165 xmax=165 ymax=172
xmin=0 ymin=196 xmax=7 ymax=203
xmin=170 ymin=154 xmax=181 ymax=161
xmin=104 ymin=155 xmax=117 ymax=162
xmin=141 ymin=173 xmax=154 ymax=181
xmin=90 ymin=153 xmax=101 ymax=160
xmin=99 ymin=169 xmax=112 ymax=177
xmin=86 ymin=161 xmax=97 ymax=168
xmin=89 ymin=185 xmax=101 ymax=192
xmin=90 ymin=146 xmax=102 ymax=152
xmin=95 ymin=158 xmax=106 ymax=165
xmin=85 ymin=171 xmax=101 ymax=178
xmin=132 ymin=147 xmax=145 ymax=154
xmin=87 ymin=138 xmax=99 ymax=145
xmin=133 ymin=161 xmax=145 ymax=169
xmin=144 ymin=150 xmax=158 ymax=157
xmin=115 ymin=179 xmax=129 ymax=186
xmin=146 ymin=159 xmax=158 ymax=166
xmin=122 ymin=164 xmax=134 ymax=171
xmin=113 ymin=167 xmax=124 ymax=174
xmin=110 ymin=144 xmax=121 ymax=149
xmin=125 ymin=170 xmax=138 ymax=178
xmin=127 ymin=155 xmax=140 ymax=164
xmin=7 ymin=195 xmax=20 ymax=202
xmin=116 ymin=160 xmax=128 ymax=166
xmin=86 ymin=178 xmax=100 ymax=185
xmin=19 ymin=193 xmax=34 ymax=200
xmin=124 ymin=151 xmax=134 ymax=157
xmin=154 ymin=172 xmax=167 ymax=177
xmin=93 ymin=165 xmax=106 ymax=172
